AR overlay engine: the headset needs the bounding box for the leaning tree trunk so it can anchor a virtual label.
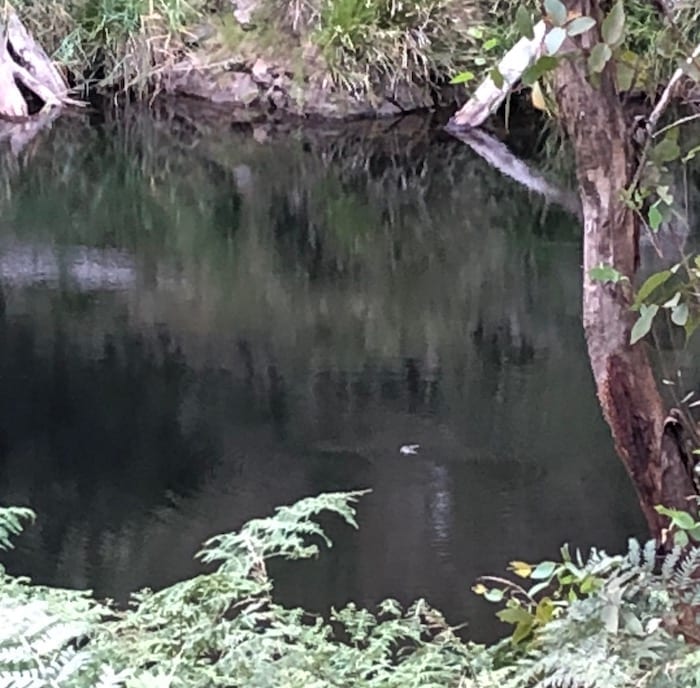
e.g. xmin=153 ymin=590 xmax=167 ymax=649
xmin=554 ymin=0 xmax=697 ymax=539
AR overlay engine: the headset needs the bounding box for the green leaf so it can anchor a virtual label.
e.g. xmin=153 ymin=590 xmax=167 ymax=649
xmin=630 ymin=304 xmax=659 ymax=344
xmin=616 ymin=58 xmax=636 ymax=91
xmin=671 ymin=510 xmax=696 ymax=530
xmin=672 ymin=303 xmax=689 ymax=326
xmin=496 ymin=606 xmax=532 ymax=625
xmin=648 ymin=204 xmax=663 ymax=231
xmin=515 ymin=6 xmax=534 ymax=40
xmin=634 ymin=269 xmax=672 ymax=307
xmin=530 ymin=561 xmax=557 ymax=580
xmin=511 ymin=619 xmax=534 ymax=645
xmin=589 ymin=264 xmax=625 ymax=283
xmin=484 ymin=588 xmax=504 ymax=603
xmin=544 ymin=0 xmax=567 ymax=27
xmin=567 ymin=16 xmax=596 ymax=37
xmin=450 ymin=71 xmax=475 ymax=85
xmin=490 ymin=67 xmax=504 ymax=88
xmin=656 ymin=185 xmax=674 ymax=205
xmin=545 ymin=27 xmax=567 ymax=55
xmin=674 ymin=530 xmax=690 ymax=548
xmin=651 ymin=137 xmax=681 ymax=164
xmin=601 ymin=1 xmax=625 ymax=47
xmin=589 ymin=42 xmax=612 ymax=73
xmin=522 ymin=56 xmax=558 ymax=85
xmin=483 ymin=37 xmax=500 ymax=51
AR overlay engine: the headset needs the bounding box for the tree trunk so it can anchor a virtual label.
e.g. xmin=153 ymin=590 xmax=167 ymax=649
xmin=554 ymin=0 xmax=697 ymax=539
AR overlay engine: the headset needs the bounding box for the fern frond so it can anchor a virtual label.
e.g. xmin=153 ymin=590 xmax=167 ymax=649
xmin=0 ymin=507 xmax=35 ymax=551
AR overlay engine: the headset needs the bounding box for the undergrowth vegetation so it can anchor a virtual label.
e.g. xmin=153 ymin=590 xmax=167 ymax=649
xmin=10 ymin=0 xmax=700 ymax=103
xmin=4 ymin=493 xmax=700 ymax=686
xmin=13 ymin=0 xmax=201 ymax=94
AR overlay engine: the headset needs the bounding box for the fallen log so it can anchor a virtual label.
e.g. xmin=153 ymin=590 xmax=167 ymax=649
xmin=0 ymin=6 xmax=75 ymax=121
xmin=448 ymin=21 xmax=547 ymax=131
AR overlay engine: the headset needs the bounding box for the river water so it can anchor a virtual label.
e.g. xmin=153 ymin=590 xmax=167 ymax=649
xmin=0 ymin=107 xmax=646 ymax=641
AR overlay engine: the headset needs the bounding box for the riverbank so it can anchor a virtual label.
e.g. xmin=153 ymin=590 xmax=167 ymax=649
xmin=13 ymin=0 xmax=491 ymax=120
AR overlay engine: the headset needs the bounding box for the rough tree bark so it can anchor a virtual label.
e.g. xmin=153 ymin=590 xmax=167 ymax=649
xmin=553 ymin=0 xmax=697 ymax=539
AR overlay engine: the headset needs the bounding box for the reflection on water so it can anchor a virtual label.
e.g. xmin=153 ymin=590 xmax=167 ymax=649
xmin=0 ymin=108 xmax=645 ymax=641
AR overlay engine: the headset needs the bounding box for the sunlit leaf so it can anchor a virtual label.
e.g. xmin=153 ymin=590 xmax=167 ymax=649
xmin=531 ymin=81 xmax=548 ymax=111
xmin=483 ymin=37 xmax=500 ymax=51
xmin=566 ymin=16 xmax=596 ymax=36
xmin=663 ymin=291 xmax=681 ymax=308
xmin=544 ymin=0 xmax=567 ymax=27
xmin=545 ymin=27 xmax=567 ymax=55
xmin=509 ymin=560 xmax=533 ymax=578
xmin=530 ymin=561 xmax=557 ymax=580
xmin=589 ymin=42 xmax=612 ymax=73
xmin=630 ymin=304 xmax=659 ymax=344
xmin=484 ymin=588 xmax=504 ymax=602
xmin=601 ymin=0 xmax=625 ymax=47
xmin=672 ymin=303 xmax=689 ymax=326
xmin=589 ymin=264 xmax=625 ymax=283
xmin=656 ymin=185 xmax=674 ymax=205
xmin=450 ymin=71 xmax=475 ymax=84
xmin=515 ymin=6 xmax=534 ymax=39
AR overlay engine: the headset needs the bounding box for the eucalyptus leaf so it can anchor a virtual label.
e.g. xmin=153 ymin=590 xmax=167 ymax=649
xmin=589 ymin=42 xmax=612 ymax=74
xmin=522 ymin=56 xmax=558 ymax=85
xmin=566 ymin=16 xmax=596 ymax=37
xmin=648 ymin=204 xmax=663 ymax=231
xmin=545 ymin=27 xmax=567 ymax=55
xmin=672 ymin=303 xmax=689 ymax=326
xmin=490 ymin=66 xmax=504 ymax=88
xmin=651 ymin=136 xmax=681 ymax=164
xmin=544 ymin=0 xmax=567 ymax=27
xmin=633 ymin=269 xmax=672 ymax=307
xmin=601 ymin=0 xmax=625 ymax=47
xmin=630 ymin=304 xmax=659 ymax=345
xmin=515 ymin=6 xmax=534 ymax=39
xmin=531 ymin=561 xmax=557 ymax=580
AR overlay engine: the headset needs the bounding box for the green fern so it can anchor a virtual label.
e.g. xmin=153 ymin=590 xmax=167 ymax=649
xmin=4 ymin=495 xmax=700 ymax=687
xmin=0 ymin=507 xmax=35 ymax=551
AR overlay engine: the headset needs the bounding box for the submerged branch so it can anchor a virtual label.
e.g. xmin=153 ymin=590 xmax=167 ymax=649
xmin=448 ymin=127 xmax=581 ymax=218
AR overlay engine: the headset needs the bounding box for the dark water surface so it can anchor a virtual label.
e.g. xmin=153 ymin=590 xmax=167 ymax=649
xmin=0 ymin=109 xmax=645 ymax=641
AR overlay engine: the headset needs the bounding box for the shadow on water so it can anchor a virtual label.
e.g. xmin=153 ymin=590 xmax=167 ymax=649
xmin=0 ymin=105 xmax=645 ymax=642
